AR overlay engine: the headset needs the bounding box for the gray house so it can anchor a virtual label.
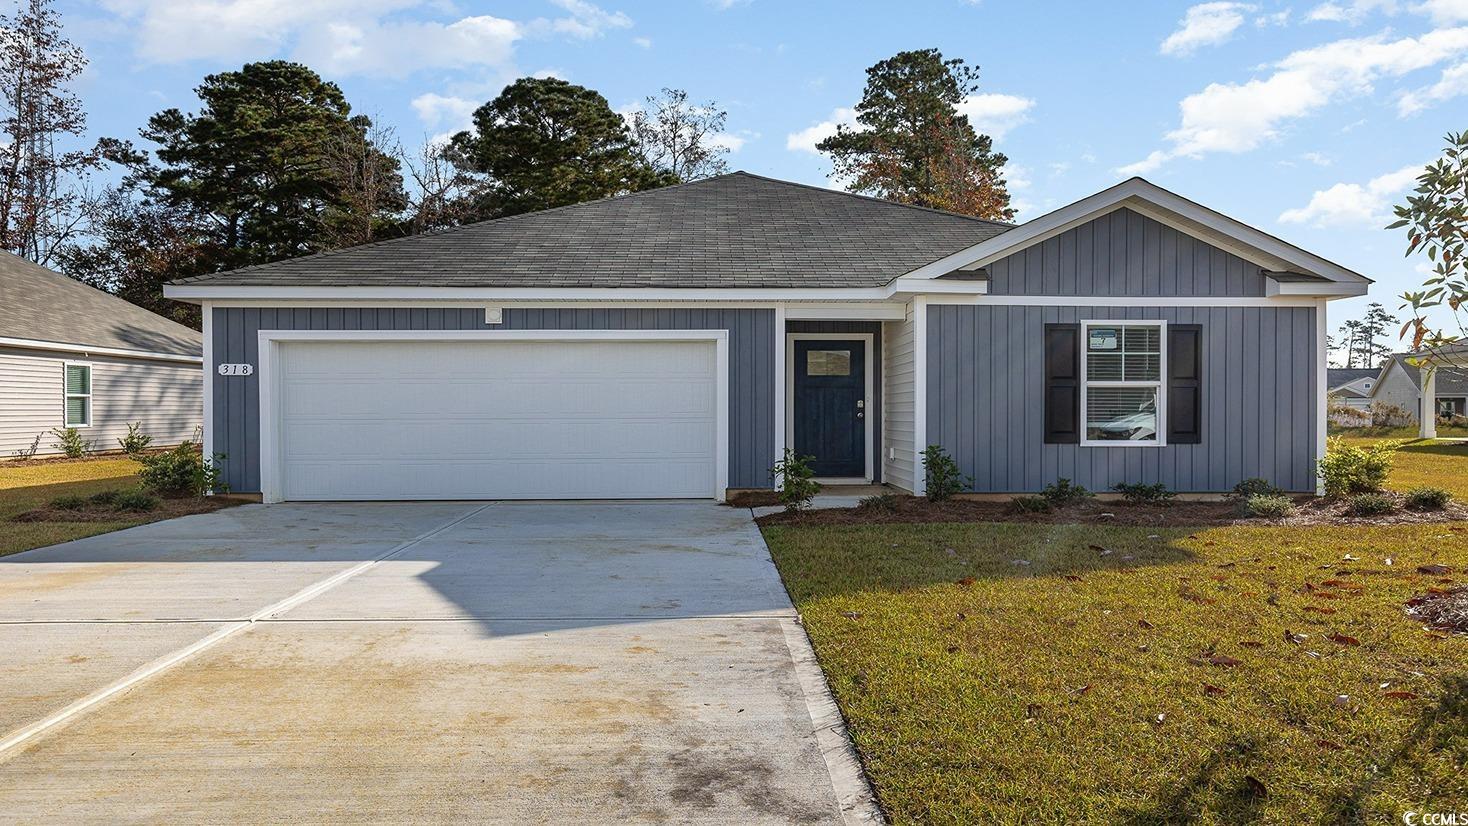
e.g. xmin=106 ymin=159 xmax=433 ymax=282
xmin=1369 ymin=354 xmax=1468 ymax=419
xmin=1 ymin=252 xmax=203 ymax=458
xmin=1327 ymin=367 xmax=1381 ymax=410
xmin=163 ymin=174 xmax=1368 ymax=502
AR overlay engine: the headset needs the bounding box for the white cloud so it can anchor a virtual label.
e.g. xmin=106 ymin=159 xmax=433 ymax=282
xmin=410 ymin=92 xmax=478 ymax=130
xmin=1305 ymin=0 xmax=1398 ymax=23
xmin=1398 ymin=59 xmax=1468 ymax=111
xmin=1255 ymin=8 xmax=1293 ymax=25
xmin=1161 ymin=2 xmax=1256 ymax=56
xmin=297 ymin=14 xmax=521 ymax=77
xmin=956 ymin=93 xmax=1035 ymax=140
xmin=786 ymin=107 xmax=856 ymax=154
xmin=709 ymin=132 xmax=748 ymax=152
xmin=1278 ymin=164 xmax=1421 ymax=226
xmin=1120 ymin=27 xmax=1468 ymax=173
xmin=539 ymin=0 xmax=631 ymax=39
xmin=706 ymin=0 xmax=750 ymax=9
xmin=1415 ymin=0 xmax=1468 ymax=23
xmin=1301 ymin=151 xmax=1333 ymax=165
xmin=633 ymin=35 xmax=652 ymax=48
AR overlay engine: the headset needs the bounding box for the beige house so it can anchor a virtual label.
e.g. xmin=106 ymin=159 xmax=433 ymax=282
xmin=1368 ymin=353 xmax=1468 ymax=423
xmin=1 ymin=252 xmax=202 ymax=459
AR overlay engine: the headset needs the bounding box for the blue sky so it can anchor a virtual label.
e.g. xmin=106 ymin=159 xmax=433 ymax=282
xmin=55 ymin=0 xmax=1468 ymax=345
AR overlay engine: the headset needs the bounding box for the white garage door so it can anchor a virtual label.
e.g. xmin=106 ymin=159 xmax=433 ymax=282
xmin=273 ymin=338 xmax=720 ymax=500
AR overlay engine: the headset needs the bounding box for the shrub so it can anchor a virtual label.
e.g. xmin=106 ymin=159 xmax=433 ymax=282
xmin=1240 ymin=493 xmax=1294 ymax=518
xmin=770 ymin=448 xmax=820 ymax=512
xmin=1112 ymin=481 xmax=1176 ymax=504
xmin=1041 ymin=478 xmax=1093 ymax=506
xmin=88 ymin=490 xmax=121 ymax=506
xmin=1405 ymin=486 xmax=1453 ymax=511
xmin=137 ymin=442 xmax=227 ymax=497
xmin=1347 ymin=492 xmax=1396 ymax=516
xmin=49 ymin=427 xmax=90 ymax=459
xmin=49 ymin=494 xmax=87 ymax=510
xmin=12 ymin=434 xmax=41 ymax=460
xmin=1008 ymin=495 xmax=1053 ymax=513
xmin=1370 ymin=402 xmax=1414 ymax=428
xmin=110 ymin=489 xmax=159 ymax=512
xmin=922 ymin=445 xmax=973 ymax=502
xmin=857 ymin=493 xmax=898 ymax=512
xmin=117 ymin=422 xmax=153 ymax=456
xmin=1317 ymin=437 xmax=1400 ymax=496
xmin=1231 ymin=477 xmax=1284 ymax=500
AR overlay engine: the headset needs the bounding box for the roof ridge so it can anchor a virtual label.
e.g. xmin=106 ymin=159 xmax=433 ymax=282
xmin=730 ymin=170 xmax=1017 ymax=229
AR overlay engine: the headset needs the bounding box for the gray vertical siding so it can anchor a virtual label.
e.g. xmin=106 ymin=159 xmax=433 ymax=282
xmin=983 ymin=208 xmax=1268 ymax=297
xmin=211 ymin=306 xmax=776 ymax=493
xmin=786 ymin=320 xmax=882 ymax=482
xmin=927 ymin=305 xmax=1320 ymax=492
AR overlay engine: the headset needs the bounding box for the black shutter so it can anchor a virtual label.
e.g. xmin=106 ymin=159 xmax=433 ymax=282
xmin=1167 ymin=324 xmax=1203 ymax=444
xmin=1044 ymin=324 xmax=1080 ymax=444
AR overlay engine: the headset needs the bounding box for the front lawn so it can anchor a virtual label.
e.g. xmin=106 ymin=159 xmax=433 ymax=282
xmin=1334 ymin=438 xmax=1468 ymax=500
xmin=766 ymin=520 xmax=1468 ymax=822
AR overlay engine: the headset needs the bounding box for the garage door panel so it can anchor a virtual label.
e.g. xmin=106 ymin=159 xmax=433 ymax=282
xmin=275 ymin=339 xmax=719 ymax=500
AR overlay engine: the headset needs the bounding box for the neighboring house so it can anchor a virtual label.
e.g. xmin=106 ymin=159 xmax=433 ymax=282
xmin=1 ymin=252 xmax=203 ymax=459
xmin=1327 ymin=367 xmax=1380 ymax=410
xmin=1369 ymin=353 xmax=1468 ymax=420
xmin=163 ymin=174 xmax=1369 ymax=502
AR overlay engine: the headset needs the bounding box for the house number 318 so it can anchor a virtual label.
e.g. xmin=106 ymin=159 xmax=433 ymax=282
xmin=217 ymin=363 xmax=254 ymax=376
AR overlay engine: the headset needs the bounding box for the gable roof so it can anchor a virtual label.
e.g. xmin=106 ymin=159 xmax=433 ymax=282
xmin=168 ymin=172 xmax=1012 ymax=291
xmin=1327 ymin=368 xmax=1380 ymax=391
xmin=1375 ymin=353 xmax=1468 ymax=396
xmin=0 ymin=252 xmax=201 ymax=359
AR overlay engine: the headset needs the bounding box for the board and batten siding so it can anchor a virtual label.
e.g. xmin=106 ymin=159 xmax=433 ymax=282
xmin=0 ymin=346 xmax=201 ymax=458
xmin=982 ymin=208 xmax=1268 ymax=297
xmin=786 ymin=320 xmax=882 ymax=483
xmin=210 ymin=306 xmax=776 ymax=494
xmin=881 ymin=303 xmax=917 ymax=492
xmin=927 ymin=305 xmax=1320 ymax=493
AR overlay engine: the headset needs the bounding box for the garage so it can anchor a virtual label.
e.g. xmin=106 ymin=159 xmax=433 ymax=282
xmin=257 ymin=331 xmax=728 ymax=502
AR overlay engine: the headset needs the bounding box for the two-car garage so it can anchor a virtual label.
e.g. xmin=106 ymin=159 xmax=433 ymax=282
xmin=256 ymin=331 xmax=728 ymax=502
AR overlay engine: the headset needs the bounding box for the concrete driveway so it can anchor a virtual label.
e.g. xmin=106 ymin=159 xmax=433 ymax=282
xmin=0 ymin=502 xmax=875 ymax=824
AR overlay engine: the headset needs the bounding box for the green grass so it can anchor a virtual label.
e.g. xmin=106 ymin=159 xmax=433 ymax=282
xmin=0 ymin=457 xmax=158 ymax=557
xmin=765 ymin=521 xmax=1468 ymax=823
xmin=1331 ymin=436 xmax=1468 ymax=500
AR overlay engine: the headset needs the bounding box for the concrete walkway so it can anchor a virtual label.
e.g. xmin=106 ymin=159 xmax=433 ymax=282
xmin=0 ymin=501 xmax=878 ymax=824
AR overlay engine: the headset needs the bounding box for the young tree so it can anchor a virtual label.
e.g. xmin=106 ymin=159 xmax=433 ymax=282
xmin=397 ymin=137 xmax=488 ymax=235
xmin=448 ymin=77 xmax=673 ymax=218
xmin=1335 ymin=319 xmax=1362 ymax=367
xmin=1357 ymin=302 xmax=1399 ymax=365
xmin=1392 ymin=130 xmax=1467 ymax=350
xmin=816 ymin=48 xmax=1014 ymax=221
xmin=321 ymin=115 xmax=408 ymax=249
xmin=628 ymin=88 xmax=731 ymax=182
xmin=0 ymin=0 xmax=101 ymax=264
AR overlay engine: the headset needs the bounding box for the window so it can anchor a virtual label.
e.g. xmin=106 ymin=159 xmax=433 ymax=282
xmin=806 ymin=350 xmax=851 ymax=376
xmin=1080 ymin=321 xmax=1165 ymax=445
xmin=64 ymin=363 xmax=91 ymax=427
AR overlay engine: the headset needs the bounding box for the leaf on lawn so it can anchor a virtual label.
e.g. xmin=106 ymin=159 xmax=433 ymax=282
xmin=1207 ymin=654 xmax=1242 ymax=667
xmin=1088 ymin=544 xmax=1112 ymax=555
xmin=1333 ymin=694 xmax=1351 ymax=707
xmin=955 ymin=577 xmax=976 ymax=587
xmin=1071 ymin=684 xmax=1091 ymax=696
xmin=1239 ymin=640 xmax=1265 ymax=648
xmin=1385 ymin=557 xmax=1394 ymax=566
xmin=1138 ymin=619 xmax=1155 ymax=629
xmin=1418 ymin=564 xmax=1452 ymax=575
xmin=1285 ymin=629 xmax=1308 ymax=644
xmin=1327 ymin=632 xmax=1361 ymax=646
xmin=956 ymin=611 xmax=967 ymax=620
xmin=1154 ymin=713 xmax=1166 ymax=725
xmin=1064 ymin=574 xmax=1083 ymax=582
xmin=1316 ymin=739 xmax=1345 ymax=751
xmin=1010 ymin=560 xmax=1031 ymax=567
xmin=1243 ymin=775 xmax=1268 ymax=798
xmin=1203 ymin=683 xmax=1226 ymax=696
xmin=840 ymin=611 xmax=862 ymax=620
xmin=1315 ymin=591 xmax=1341 ymax=600
xmin=1217 ymin=561 xmax=1237 ymax=568
xmin=1301 ymin=582 xmax=1317 ymax=592
xmin=1342 ymin=554 xmax=1360 ymax=562
xmin=1303 ymin=606 xmax=1337 ymax=614
xmin=1025 ymin=702 xmax=1042 ymax=719
xmin=1384 ymin=690 xmax=1420 ymax=700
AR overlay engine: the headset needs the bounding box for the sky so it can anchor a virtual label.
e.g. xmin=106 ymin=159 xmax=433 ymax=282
xmin=52 ymin=0 xmax=1468 ymax=351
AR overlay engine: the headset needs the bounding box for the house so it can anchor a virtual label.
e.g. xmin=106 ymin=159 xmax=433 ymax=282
xmin=1327 ymin=367 xmax=1381 ymax=410
xmin=1369 ymin=353 xmax=1468 ymax=420
xmin=1 ymin=252 xmax=203 ymax=458
xmin=162 ymin=173 xmax=1369 ymax=502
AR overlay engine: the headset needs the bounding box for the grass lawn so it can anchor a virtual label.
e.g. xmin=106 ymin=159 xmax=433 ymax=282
xmin=766 ymin=520 xmax=1468 ymax=822
xmin=1331 ymin=436 xmax=1468 ymax=500
xmin=0 ymin=457 xmax=216 ymax=558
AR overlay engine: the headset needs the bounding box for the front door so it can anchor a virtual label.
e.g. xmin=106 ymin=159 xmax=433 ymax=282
xmin=793 ymin=339 xmax=866 ymax=478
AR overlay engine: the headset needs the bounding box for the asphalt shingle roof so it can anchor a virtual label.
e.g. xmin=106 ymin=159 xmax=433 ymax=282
xmin=0 ymin=252 xmax=201 ymax=357
xmin=1384 ymin=354 xmax=1468 ymax=395
xmin=1327 ymin=368 xmax=1380 ymax=389
xmin=171 ymin=172 xmax=1014 ymax=290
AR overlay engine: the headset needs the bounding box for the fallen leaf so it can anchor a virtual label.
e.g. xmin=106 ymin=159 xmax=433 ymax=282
xmin=1284 ymin=630 xmax=1308 ymax=644
xmin=1243 ymin=775 xmax=1268 ymax=798
xmin=1385 ymin=558 xmax=1394 ymax=566
xmin=955 ymin=577 xmax=976 ymax=587
xmin=1025 ymin=703 xmax=1042 ymax=719
xmin=1384 ymin=690 xmax=1420 ymax=700
xmin=840 ymin=611 xmax=862 ymax=620
xmin=1303 ymin=606 xmax=1337 ymax=614
xmin=1333 ymin=694 xmax=1351 ymax=707
xmin=1239 ymin=640 xmax=1264 ymax=648
xmin=1316 ymin=739 xmax=1345 ymax=751
xmin=1088 ymin=544 xmax=1111 ymax=554
xmin=1203 ymin=683 xmax=1226 ymax=696
xmin=1010 ymin=560 xmax=1031 ymax=567
xmin=1418 ymin=564 xmax=1451 ymax=575
xmin=1064 ymin=574 xmax=1083 ymax=582
xmin=1071 ymin=684 xmax=1091 ymax=696
xmin=1342 ymin=554 xmax=1359 ymax=562
xmin=1207 ymin=654 xmax=1242 ymax=667
xmin=1138 ymin=619 xmax=1155 ymax=629
xmin=1327 ymin=632 xmax=1360 ymax=647
xmin=1154 ymin=713 xmax=1166 ymax=725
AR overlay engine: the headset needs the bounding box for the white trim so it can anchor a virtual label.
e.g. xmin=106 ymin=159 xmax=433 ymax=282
xmin=1078 ymin=320 xmax=1168 ymax=448
xmin=773 ymin=305 xmax=787 ymax=465
xmin=903 ymin=178 xmax=1370 ymax=287
xmin=0 ymin=335 xmax=201 ymax=364
xmin=973 ymin=295 xmax=1327 ymax=307
xmin=61 ymin=360 xmax=93 ymax=428
xmin=912 ymin=297 xmax=928 ymax=496
xmin=201 ymin=302 xmax=213 ymax=477
xmin=1316 ymin=301 xmax=1329 ymax=494
xmin=1265 ymin=279 xmax=1368 ymax=298
xmin=197 ymin=294 xmax=1327 ymax=309
xmin=785 ymin=333 xmax=876 ymax=482
xmin=783 ymin=302 xmax=908 ymax=320
xmin=255 ymin=329 xmax=730 ymax=504
xmin=167 ymin=284 xmax=987 ymax=303
xmin=1420 ymin=363 xmax=1438 ymax=440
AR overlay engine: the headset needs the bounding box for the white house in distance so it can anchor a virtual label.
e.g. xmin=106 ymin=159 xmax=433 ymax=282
xmin=1367 ymin=352 xmax=1468 ymax=433
xmin=1326 ymin=367 xmax=1380 ymax=411
xmin=0 ymin=251 xmax=203 ymax=459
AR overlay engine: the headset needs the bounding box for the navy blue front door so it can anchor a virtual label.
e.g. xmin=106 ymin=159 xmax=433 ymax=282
xmin=793 ymin=339 xmax=865 ymax=477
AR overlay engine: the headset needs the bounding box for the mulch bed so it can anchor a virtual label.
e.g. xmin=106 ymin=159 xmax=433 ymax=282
xmin=12 ymin=496 xmax=243 ymax=523
xmin=755 ymin=494 xmax=1468 ymax=529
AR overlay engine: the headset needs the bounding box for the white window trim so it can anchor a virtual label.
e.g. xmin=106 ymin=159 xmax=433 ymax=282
xmin=62 ymin=361 xmax=93 ymax=428
xmin=1078 ymin=320 xmax=1167 ymax=448
xmin=784 ymin=332 xmax=876 ymax=483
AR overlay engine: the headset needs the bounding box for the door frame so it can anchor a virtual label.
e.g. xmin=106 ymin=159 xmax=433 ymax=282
xmin=784 ymin=332 xmax=875 ymax=483
xmin=256 ymin=329 xmax=730 ymax=504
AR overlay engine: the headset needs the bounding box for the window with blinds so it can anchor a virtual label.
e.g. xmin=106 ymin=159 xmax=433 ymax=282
xmin=64 ymin=363 xmax=91 ymax=427
xmin=1080 ymin=322 xmax=1164 ymax=445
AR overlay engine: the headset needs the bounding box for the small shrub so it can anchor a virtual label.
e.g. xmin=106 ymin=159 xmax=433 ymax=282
xmin=1231 ymin=477 xmax=1284 ymax=500
xmin=137 ymin=442 xmax=227 ymax=497
xmin=770 ymin=448 xmax=821 ymax=512
xmin=1008 ymin=495 xmax=1053 ymax=514
xmin=857 ymin=493 xmax=899 ymax=512
xmin=1041 ymin=478 xmax=1093 ymax=506
xmin=13 ymin=434 xmax=41 ymax=460
xmin=1318 ymin=437 xmax=1400 ymax=496
xmin=1347 ymin=492 xmax=1396 ymax=516
xmin=117 ymin=422 xmax=153 ymax=456
xmin=88 ymin=489 xmax=121 ymax=506
xmin=1240 ymin=493 xmax=1294 ymax=518
xmin=49 ymin=427 xmax=90 ymax=459
xmin=49 ymin=494 xmax=87 ymax=510
xmin=1112 ymin=481 xmax=1176 ymax=504
xmin=1405 ymin=486 xmax=1453 ymax=511
xmin=110 ymin=489 xmax=159 ymax=512
xmin=922 ymin=445 xmax=973 ymax=502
